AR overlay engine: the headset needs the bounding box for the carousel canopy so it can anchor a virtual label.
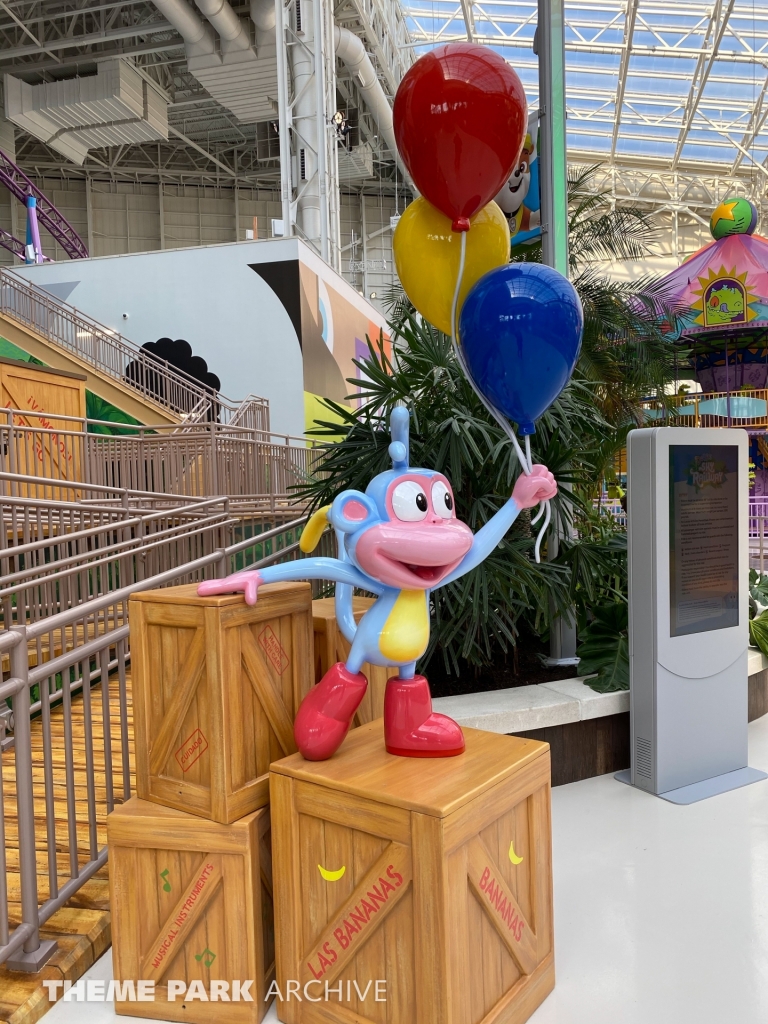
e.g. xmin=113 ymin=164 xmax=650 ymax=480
xmin=661 ymin=199 xmax=768 ymax=340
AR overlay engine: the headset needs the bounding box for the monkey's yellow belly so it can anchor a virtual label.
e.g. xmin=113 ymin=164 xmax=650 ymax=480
xmin=379 ymin=590 xmax=430 ymax=663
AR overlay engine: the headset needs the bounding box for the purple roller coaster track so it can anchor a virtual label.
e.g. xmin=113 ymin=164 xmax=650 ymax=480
xmin=0 ymin=148 xmax=88 ymax=262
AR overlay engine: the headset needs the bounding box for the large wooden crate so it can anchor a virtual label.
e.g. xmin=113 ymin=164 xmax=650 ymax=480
xmin=312 ymin=597 xmax=396 ymax=726
xmin=270 ymin=721 xmax=554 ymax=1024
xmin=108 ymin=797 xmax=274 ymax=1023
xmin=1 ymin=356 xmax=86 ymax=498
xmin=131 ymin=582 xmax=313 ymax=823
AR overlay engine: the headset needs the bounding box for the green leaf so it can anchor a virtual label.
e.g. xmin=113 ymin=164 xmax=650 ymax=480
xmin=749 ymin=568 xmax=768 ymax=614
xmin=750 ymin=610 xmax=768 ymax=656
xmin=577 ymin=602 xmax=629 ymax=692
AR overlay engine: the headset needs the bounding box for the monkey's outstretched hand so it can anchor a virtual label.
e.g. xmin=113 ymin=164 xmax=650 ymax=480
xmin=197 ymin=569 xmax=263 ymax=605
xmin=512 ymin=464 xmax=558 ymax=509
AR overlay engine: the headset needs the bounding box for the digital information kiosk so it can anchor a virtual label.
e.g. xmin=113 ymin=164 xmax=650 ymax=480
xmin=618 ymin=427 xmax=767 ymax=803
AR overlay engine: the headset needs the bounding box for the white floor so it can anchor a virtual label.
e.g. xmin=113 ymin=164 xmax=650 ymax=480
xmin=44 ymin=715 xmax=768 ymax=1024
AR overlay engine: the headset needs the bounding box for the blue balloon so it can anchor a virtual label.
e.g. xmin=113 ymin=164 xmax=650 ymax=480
xmin=459 ymin=263 xmax=583 ymax=435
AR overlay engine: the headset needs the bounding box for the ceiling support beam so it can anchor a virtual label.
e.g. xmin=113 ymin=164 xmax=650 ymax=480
xmin=167 ymin=125 xmax=236 ymax=177
xmin=732 ymin=72 xmax=768 ymax=175
xmin=0 ymin=40 xmax=184 ymax=76
xmin=0 ymin=19 xmax=175 ymax=62
xmin=609 ymin=0 xmax=638 ymax=160
xmin=670 ymin=0 xmax=735 ymax=169
xmin=0 ymin=0 xmax=61 ymax=63
xmin=459 ymin=0 xmax=475 ymax=42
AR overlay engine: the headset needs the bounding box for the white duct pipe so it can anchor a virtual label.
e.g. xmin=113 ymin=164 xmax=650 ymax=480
xmin=194 ymin=0 xmax=251 ymax=53
xmin=151 ymin=0 xmax=215 ymax=56
xmin=250 ymin=0 xmax=275 ymax=34
xmin=333 ymin=26 xmax=413 ymax=189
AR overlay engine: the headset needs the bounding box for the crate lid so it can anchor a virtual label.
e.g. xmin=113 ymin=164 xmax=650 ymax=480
xmin=107 ymin=796 xmax=266 ymax=850
xmin=0 ymin=354 xmax=87 ymax=380
xmin=312 ymin=595 xmax=375 ymax=621
xmin=270 ymin=721 xmax=548 ymax=818
xmin=130 ymin=580 xmax=311 ymax=606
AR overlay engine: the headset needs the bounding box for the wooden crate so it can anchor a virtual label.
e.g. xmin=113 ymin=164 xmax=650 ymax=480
xmin=270 ymin=721 xmax=554 ymax=1024
xmin=130 ymin=582 xmax=314 ymax=823
xmin=1 ymin=356 xmax=86 ymax=498
xmin=312 ymin=597 xmax=396 ymax=726
xmin=108 ymin=797 xmax=274 ymax=1024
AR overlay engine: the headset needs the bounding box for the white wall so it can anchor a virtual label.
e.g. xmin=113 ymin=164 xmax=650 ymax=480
xmin=13 ymin=237 xmax=309 ymax=436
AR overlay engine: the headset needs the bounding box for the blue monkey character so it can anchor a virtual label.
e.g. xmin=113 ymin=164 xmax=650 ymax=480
xmin=198 ymin=407 xmax=557 ymax=760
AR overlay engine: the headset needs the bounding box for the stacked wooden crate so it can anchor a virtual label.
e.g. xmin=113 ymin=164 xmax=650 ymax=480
xmin=107 ymin=584 xmax=555 ymax=1024
xmin=108 ymin=582 xmax=314 ymax=1023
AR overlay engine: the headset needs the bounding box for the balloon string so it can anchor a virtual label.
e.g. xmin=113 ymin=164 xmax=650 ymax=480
xmin=534 ymin=498 xmax=551 ymax=562
xmin=449 ymin=229 xmax=551 ymax=563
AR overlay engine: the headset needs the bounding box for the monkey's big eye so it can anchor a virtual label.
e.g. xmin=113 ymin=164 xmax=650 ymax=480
xmin=431 ymin=480 xmax=454 ymax=519
xmin=391 ymin=480 xmax=429 ymax=522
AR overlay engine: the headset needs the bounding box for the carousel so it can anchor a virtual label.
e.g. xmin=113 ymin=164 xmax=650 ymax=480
xmin=654 ymin=197 xmax=768 ymax=496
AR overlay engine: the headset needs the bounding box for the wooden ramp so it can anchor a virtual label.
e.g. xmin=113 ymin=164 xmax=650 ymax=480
xmin=0 ymin=672 xmax=134 ymax=1024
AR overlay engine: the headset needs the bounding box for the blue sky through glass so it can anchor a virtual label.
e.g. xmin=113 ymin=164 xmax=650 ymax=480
xmin=401 ymin=1 xmax=768 ymax=171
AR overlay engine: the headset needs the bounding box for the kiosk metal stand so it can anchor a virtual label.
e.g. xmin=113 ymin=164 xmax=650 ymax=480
xmin=617 ymin=427 xmax=767 ymax=804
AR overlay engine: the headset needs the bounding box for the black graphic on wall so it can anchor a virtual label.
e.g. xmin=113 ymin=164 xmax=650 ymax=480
xmin=125 ymin=337 xmax=221 ymax=418
xmin=250 ymin=259 xmax=303 ymax=347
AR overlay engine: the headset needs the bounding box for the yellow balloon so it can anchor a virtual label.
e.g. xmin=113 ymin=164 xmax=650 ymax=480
xmin=393 ymin=197 xmax=510 ymax=335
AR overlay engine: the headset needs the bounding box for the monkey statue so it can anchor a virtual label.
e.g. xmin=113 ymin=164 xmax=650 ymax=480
xmin=198 ymin=407 xmax=557 ymax=761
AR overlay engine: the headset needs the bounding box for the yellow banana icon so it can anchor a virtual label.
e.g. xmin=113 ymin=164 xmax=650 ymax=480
xmin=508 ymin=842 xmax=524 ymax=865
xmin=318 ymin=864 xmax=346 ymax=882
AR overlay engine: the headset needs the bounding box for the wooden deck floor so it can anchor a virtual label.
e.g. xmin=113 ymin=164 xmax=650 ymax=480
xmin=0 ymin=672 xmax=134 ymax=1024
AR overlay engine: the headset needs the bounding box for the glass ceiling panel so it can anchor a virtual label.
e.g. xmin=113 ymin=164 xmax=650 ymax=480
xmin=400 ymin=0 xmax=768 ymax=175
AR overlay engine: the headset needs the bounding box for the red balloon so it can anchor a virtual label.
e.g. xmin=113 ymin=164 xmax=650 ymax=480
xmin=394 ymin=43 xmax=527 ymax=232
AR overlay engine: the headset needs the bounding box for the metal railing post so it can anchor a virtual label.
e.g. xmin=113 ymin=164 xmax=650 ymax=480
xmin=7 ymin=627 xmax=57 ymax=971
xmin=761 ymin=516 xmax=765 ymax=576
xmin=7 ymin=409 xmax=17 ymax=498
xmin=218 ymin=497 xmax=230 ymax=576
xmin=209 ymin=421 xmax=220 ymax=495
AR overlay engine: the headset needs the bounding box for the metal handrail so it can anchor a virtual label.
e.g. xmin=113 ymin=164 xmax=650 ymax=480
xmin=1 ymin=405 xmax=306 ymax=445
xmin=0 ymin=510 xmax=317 ymax=969
xmin=0 ymin=469 xmax=224 ymax=502
xmin=0 ymin=416 xmax=316 ymax=502
xmin=0 ymin=512 xmax=233 ymax=594
xmin=1 ymin=496 xmax=229 ymax=562
xmin=0 ymin=270 xmax=210 ymax=418
xmin=640 ymin=387 xmax=768 ymax=429
xmin=0 ymin=269 xmax=270 ymax=428
xmin=22 ymin=514 xmax=307 ymax=640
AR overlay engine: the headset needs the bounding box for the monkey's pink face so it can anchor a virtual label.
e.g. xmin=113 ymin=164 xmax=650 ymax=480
xmin=354 ymin=474 xmax=473 ymax=589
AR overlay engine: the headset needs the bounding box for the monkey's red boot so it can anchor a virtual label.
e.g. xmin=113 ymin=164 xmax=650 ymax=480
xmin=293 ymin=662 xmax=368 ymax=761
xmin=383 ymin=675 xmax=465 ymax=757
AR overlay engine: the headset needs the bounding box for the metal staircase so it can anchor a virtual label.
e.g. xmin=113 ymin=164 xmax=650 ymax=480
xmin=0 ymin=268 xmax=269 ymax=429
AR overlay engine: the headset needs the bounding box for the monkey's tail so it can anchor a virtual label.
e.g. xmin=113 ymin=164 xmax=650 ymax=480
xmin=300 ymin=504 xmax=332 ymax=552
xmin=299 ymin=505 xmax=358 ymax=642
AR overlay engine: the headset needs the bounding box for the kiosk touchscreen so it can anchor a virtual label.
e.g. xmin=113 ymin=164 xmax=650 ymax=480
xmin=621 ymin=427 xmax=766 ymax=803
